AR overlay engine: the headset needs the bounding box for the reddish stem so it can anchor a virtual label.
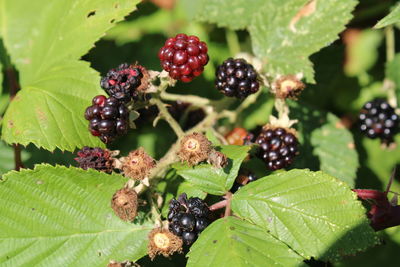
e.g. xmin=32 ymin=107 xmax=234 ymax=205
xmin=209 ymin=199 xmax=228 ymax=211
xmin=224 ymin=192 xmax=232 ymax=217
xmin=352 ymin=189 xmax=387 ymax=201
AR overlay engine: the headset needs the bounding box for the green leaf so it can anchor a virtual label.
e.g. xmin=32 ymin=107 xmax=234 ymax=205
xmin=386 ymin=53 xmax=400 ymax=103
xmin=375 ymin=3 xmax=400 ymax=28
xmin=173 ymin=145 xmax=250 ymax=195
xmin=0 ymin=165 xmax=152 ymax=266
xmin=231 ymin=169 xmax=379 ymax=261
xmin=195 ymin=0 xmax=264 ymax=30
xmin=311 ymin=113 xmax=359 ymax=187
xmin=250 ymin=0 xmax=357 ymax=82
xmin=194 ymin=0 xmax=356 ymax=82
xmin=187 ymin=217 xmax=304 ymax=267
xmin=0 ymin=61 xmax=2 ymax=95
xmin=0 ymin=0 xmax=140 ymax=151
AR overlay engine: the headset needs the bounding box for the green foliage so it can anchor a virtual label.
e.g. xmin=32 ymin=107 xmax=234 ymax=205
xmin=386 ymin=53 xmax=400 ymax=102
xmin=187 ymin=217 xmax=304 ymax=267
xmin=194 ymin=0 xmax=357 ymax=82
xmin=231 ymin=169 xmax=379 ymax=261
xmin=375 ymin=3 xmax=400 ymax=28
xmin=311 ymin=113 xmax=359 ymax=187
xmin=0 ymin=165 xmax=152 ymax=266
xmin=173 ymin=145 xmax=250 ymax=195
xmin=0 ymin=0 xmax=140 ymax=151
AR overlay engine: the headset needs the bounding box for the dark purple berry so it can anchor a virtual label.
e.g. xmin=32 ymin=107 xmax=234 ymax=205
xmin=359 ymin=99 xmax=399 ymax=144
xmin=74 ymin=147 xmax=114 ymax=173
xmin=215 ymin=58 xmax=260 ymax=99
xmin=255 ymin=127 xmax=299 ymax=170
xmin=182 ymin=232 xmax=197 ymax=245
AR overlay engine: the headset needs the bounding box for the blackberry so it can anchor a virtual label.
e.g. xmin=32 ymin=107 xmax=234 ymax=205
xmin=230 ymin=169 xmax=257 ymax=193
xmin=255 ymin=126 xmax=299 ymax=170
xmin=74 ymin=146 xmax=114 ymax=173
xmin=215 ymin=58 xmax=260 ymax=99
xmin=167 ymin=193 xmax=211 ymax=246
xmin=359 ymin=99 xmax=399 ymax=144
xmin=85 ymin=95 xmax=129 ymax=144
xmin=100 ymin=63 xmax=145 ymax=103
xmin=158 ymin=33 xmax=209 ymax=82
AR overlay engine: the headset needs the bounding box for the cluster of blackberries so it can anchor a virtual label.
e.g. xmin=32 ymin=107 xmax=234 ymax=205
xmin=255 ymin=127 xmax=299 ymax=170
xmin=74 ymin=146 xmax=114 ymax=173
xmin=100 ymin=63 xmax=144 ymax=103
xmin=230 ymin=170 xmax=257 ymax=193
xmin=158 ymin=33 xmax=209 ymax=82
xmin=85 ymin=95 xmax=129 ymax=143
xmin=168 ymin=193 xmax=211 ymax=245
xmin=359 ymin=99 xmax=399 ymax=144
xmin=215 ymin=58 xmax=260 ymax=99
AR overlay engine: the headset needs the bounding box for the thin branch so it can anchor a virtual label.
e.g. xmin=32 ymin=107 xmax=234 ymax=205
xmin=150 ymin=97 xmax=185 ymax=138
xmin=224 ymin=192 xmax=233 ymax=217
xmin=209 ymin=199 xmax=228 ymax=211
xmin=160 ymin=91 xmax=211 ymax=107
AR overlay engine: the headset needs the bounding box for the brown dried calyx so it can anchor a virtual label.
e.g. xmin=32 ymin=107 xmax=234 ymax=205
xmin=178 ymin=132 xmax=212 ymax=166
xmin=148 ymin=228 xmax=183 ymax=260
xmin=135 ymin=64 xmax=151 ymax=93
xmin=111 ymin=188 xmax=138 ymax=221
xmin=207 ymin=150 xmax=228 ymax=168
xmin=272 ymin=75 xmax=305 ymax=99
xmin=120 ymin=147 xmax=156 ymax=180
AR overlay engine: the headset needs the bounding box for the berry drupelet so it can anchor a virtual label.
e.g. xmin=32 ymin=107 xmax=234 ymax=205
xmin=359 ymin=99 xmax=399 ymax=144
xmin=255 ymin=127 xmax=299 ymax=171
xmin=168 ymin=193 xmax=211 ymax=246
xmin=85 ymin=95 xmax=129 ymax=144
xmin=158 ymin=33 xmax=209 ymax=82
xmin=100 ymin=63 xmax=144 ymax=103
xmin=215 ymin=58 xmax=260 ymax=99
xmin=74 ymin=146 xmax=114 ymax=173
xmin=230 ymin=169 xmax=257 ymax=193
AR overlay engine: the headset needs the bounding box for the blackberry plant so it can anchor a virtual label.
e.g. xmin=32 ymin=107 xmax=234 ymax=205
xmin=1 ymin=1 xmax=400 ymax=267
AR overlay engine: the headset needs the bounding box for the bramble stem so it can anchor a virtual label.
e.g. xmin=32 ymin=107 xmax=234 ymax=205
xmin=384 ymin=26 xmax=398 ymax=108
xmin=160 ymin=91 xmax=211 ymax=107
xmin=150 ymin=97 xmax=185 ymax=138
xmin=6 ymin=67 xmax=24 ymax=170
xmin=225 ymin=29 xmax=240 ymax=56
xmin=209 ymin=199 xmax=228 ymax=211
xmin=224 ymin=192 xmax=233 ymax=217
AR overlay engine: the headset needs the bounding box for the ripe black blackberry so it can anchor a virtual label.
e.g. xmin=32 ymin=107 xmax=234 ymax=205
xmin=84 ymin=95 xmax=129 ymax=144
xmin=359 ymin=99 xmax=399 ymax=144
xmin=74 ymin=146 xmax=114 ymax=173
xmin=230 ymin=169 xmax=257 ymax=193
xmin=215 ymin=58 xmax=260 ymax=99
xmin=255 ymin=126 xmax=299 ymax=170
xmin=158 ymin=33 xmax=209 ymax=82
xmin=100 ymin=63 xmax=144 ymax=103
xmin=167 ymin=193 xmax=210 ymax=246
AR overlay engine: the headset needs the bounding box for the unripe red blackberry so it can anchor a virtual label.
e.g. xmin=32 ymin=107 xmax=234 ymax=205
xmin=255 ymin=126 xmax=299 ymax=170
xmin=167 ymin=193 xmax=211 ymax=246
xmin=359 ymin=98 xmax=399 ymax=144
xmin=100 ymin=63 xmax=147 ymax=103
xmin=74 ymin=146 xmax=114 ymax=173
xmin=84 ymin=95 xmax=129 ymax=144
xmin=215 ymin=58 xmax=260 ymax=98
xmin=225 ymin=127 xmax=249 ymax=146
xmin=158 ymin=33 xmax=209 ymax=82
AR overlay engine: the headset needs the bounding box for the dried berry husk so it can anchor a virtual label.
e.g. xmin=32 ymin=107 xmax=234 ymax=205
xmin=207 ymin=150 xmax=228 ymax=168
xmin=148 ymin=228 xmax=183 ymax=260
xmin=178 ymin=132 xmax=212 ymax=166
xmin=120 ymin=147 xmax=156 ymax=180
xmin=272 ymin=75 xmax=305 ymax=99
xmin=111 ymin=188 xmax=138 ymax=221
xmin=225 ymin=127 xmax=249 ymax=146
